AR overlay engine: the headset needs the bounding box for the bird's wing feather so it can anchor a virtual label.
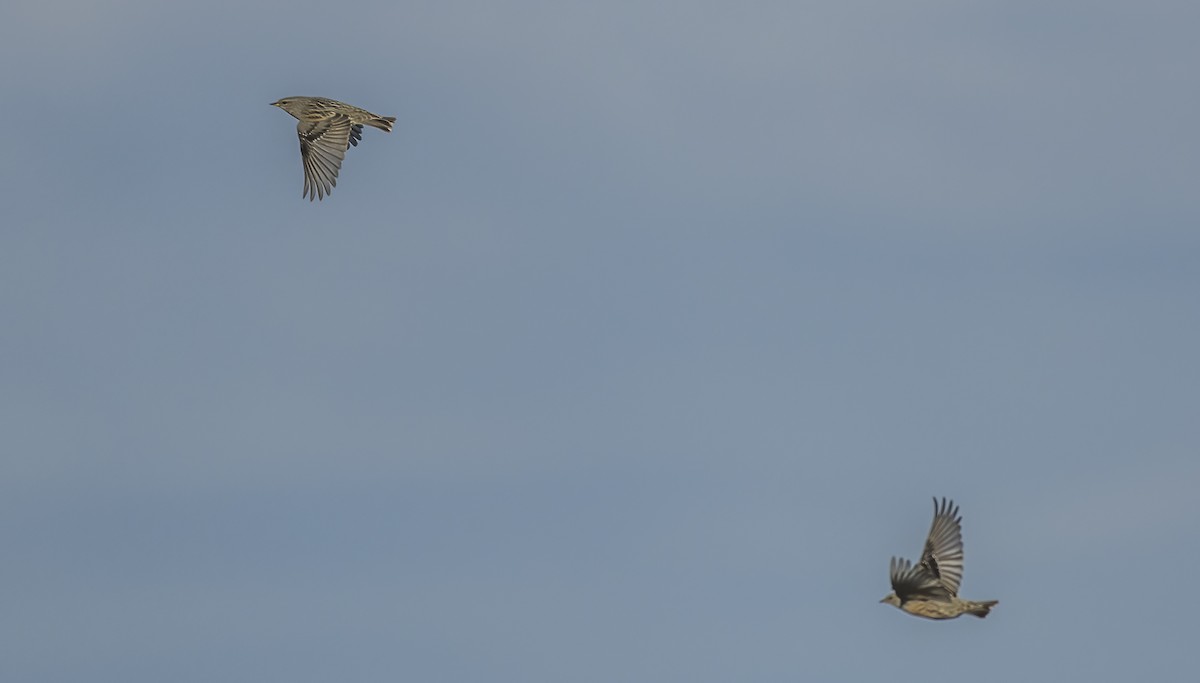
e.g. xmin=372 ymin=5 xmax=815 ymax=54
xmin=919 ymin=497 xmax=965 ymax=596
xmin=889 ymin=556 xmax=953 ymax=601
xmin=297 ymin=115 xmax=353 ymax=201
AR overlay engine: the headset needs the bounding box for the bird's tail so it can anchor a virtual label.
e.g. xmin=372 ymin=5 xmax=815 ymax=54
xmin=966 ymin=600 xmax=999 ymax=618
xmin=366 ymin=116 xmax=397 ymax=133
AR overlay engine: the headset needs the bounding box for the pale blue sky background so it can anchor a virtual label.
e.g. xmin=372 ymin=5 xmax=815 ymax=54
xmin=2 ymin=1 xmax=1198 ymax=681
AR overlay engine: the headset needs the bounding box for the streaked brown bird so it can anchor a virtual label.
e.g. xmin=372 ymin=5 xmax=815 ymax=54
xmin=880 ymin=497 xmax=998 ymax=620
xmin=271 ymin=96 xmax=396 ymax=201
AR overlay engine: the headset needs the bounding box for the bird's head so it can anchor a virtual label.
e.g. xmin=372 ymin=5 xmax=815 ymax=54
xmin=270 ymin=98 xmax=299 ymax=115
xmin=880 ymin=593 xmax=901 ymax=607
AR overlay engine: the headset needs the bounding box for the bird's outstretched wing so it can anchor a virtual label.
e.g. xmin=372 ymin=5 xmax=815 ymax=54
xmin=920 ymin=497 xmax=964 ymax=596
xmin=297 ymin=115 xmax=354 ymax=201
xmin=889 ymin=556 xmax=952 ymax=601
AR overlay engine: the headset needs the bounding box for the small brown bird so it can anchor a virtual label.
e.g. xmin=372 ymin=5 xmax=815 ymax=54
xmin=880 ymin=497 xmax=998 ymax=620
xmin=271 ymin=96 xmax=396 ymax=201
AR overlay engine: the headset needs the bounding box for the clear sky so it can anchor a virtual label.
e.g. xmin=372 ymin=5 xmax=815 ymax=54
xmin=3 ymin=1 xmax=1198 ymax=681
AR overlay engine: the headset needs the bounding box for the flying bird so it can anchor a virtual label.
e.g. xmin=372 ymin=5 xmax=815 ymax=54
xmin=880 ymin=497 xmax=998 ymax=619
xmin=271 ymin=96 xmax=396 ymax=201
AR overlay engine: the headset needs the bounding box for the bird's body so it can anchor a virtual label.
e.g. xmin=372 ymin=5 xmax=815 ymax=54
xmin=271 ymin=97 xmax=396 ymax=201
xmin=880 ymin=498 xmax=998 ymax=620
xmin=881 ymin=595 xmax=999 ymax=620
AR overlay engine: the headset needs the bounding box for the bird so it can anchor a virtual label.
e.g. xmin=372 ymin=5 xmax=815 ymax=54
xmin=270 ymin=96 xmax=396 ymax=201
xmin=880 ymin=497 xmax=998 ymax=620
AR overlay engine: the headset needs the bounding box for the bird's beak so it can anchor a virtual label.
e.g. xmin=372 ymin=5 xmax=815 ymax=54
xmin=269 ymin=101 xmax=279 ymax=107
xmin=879 ymin=597 xmax=888 ymax=603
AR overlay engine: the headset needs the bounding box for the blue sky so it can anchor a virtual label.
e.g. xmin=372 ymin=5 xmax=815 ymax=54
xmin=2 ymin=1 xmax=1198 ymax=681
